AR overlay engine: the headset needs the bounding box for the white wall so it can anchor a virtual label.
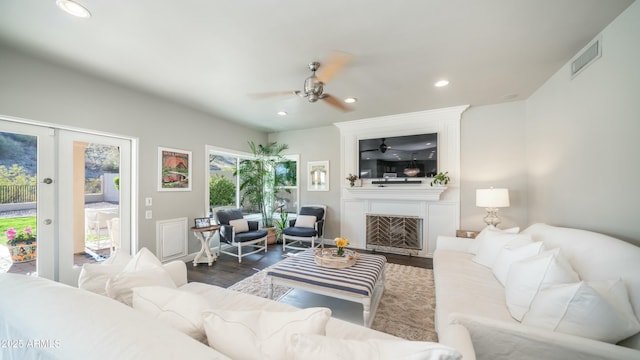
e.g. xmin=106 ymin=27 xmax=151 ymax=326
xmin=460 ymin=101 xmax=528 ymax=230
xmin=0 ymin=44 xmax=267 ymax=254
xmin=268 ymin=126 xmax=341 ymax=239
xmin=525 ymin=1 xmax=640 ymax=244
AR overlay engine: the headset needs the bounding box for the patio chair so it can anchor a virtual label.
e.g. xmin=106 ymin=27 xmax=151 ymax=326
xmin=214 ymin=208 xmax=268 ymax=263
xmin=282 ymin=204 xmax=326 ymax=251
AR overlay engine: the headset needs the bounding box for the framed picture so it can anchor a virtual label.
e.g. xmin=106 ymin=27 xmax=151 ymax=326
xmin=158 ymin=147 xmax=192 ymax=191
xmin=194 ymin=217 xmax=211 ymax=228
xmin=307 ymin=160 xmax=329 ymax=191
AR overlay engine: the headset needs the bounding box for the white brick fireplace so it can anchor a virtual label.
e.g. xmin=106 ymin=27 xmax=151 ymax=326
xmin=334 ymin=105 xmax=468 ymax=257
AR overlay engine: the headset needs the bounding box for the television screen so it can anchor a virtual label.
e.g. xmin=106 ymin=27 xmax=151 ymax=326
xmin=359 ymin=133 xmax=437 ymax=179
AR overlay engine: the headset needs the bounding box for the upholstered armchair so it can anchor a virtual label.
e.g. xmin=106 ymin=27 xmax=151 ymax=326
xmin=282 ymin=205 xmax=326 ymax=251
xmin=214 ymin=208 xmax=268 ymax=263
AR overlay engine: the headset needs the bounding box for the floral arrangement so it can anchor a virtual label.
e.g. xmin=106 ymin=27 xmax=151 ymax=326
xmin=334 ymin=237 xmax=349 ymax=256
xmin=345 ymin=173 xmax=358 ymax=187
xmin=5 ymin=226 xmax=36 ymax=245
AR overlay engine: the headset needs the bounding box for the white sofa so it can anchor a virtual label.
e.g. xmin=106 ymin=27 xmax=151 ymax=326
xmin=0 ymin=248 xmax=466 ymax=360
xmin=434 ymin=223 xmax=640 ymax=360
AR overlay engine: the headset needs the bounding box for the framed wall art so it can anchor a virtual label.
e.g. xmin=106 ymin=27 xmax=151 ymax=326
xmin=307 ymin=160 xmax=329 ymax=191
xmin=158 ymin=146 xmax=192 ymax=191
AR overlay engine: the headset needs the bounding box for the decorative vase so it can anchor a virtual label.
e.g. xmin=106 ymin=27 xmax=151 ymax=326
xmin=337 ymin=247 xmax=345 ymax=257
xmin=7 ymin=240 xmax=37 ymax=263
xmin=349 ymin=181 xmax=355 ymax=187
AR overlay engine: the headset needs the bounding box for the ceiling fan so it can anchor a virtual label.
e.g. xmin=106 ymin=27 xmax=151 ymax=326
xmin=360 ymin=138 xmax=390 ymax=153
xmin=250 ymin=52 xmax=354 ymax=112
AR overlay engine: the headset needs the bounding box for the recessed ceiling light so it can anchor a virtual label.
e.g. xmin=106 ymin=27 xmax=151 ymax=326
xmin=56 ymin=0 xmax=91 ymax=18
xmin=434 ymin=80 xmax=449 ymax=88
xmin=277 ymin=111 xmax=287 ymax=116
xmin=344 ymin=97 xmax=357 ymax=104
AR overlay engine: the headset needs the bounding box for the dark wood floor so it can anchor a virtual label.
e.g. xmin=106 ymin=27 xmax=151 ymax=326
xmin=186 ymin=243 xmax=433 ymax=288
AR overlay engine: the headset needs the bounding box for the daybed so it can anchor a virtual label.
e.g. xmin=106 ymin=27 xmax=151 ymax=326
xmin=434 ymin=223 xmax=640 ymax=360
xmin=0 ymin=248 xmax=466 ymax=360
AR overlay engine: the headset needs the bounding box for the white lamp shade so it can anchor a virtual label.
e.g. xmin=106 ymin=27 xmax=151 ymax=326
xmin=476 ymin=188 xmax=510 ymax=208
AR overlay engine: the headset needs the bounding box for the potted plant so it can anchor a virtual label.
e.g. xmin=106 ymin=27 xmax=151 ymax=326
xmin=430 ymin=171 xmax=450 ymax=187
xmin=5 ymin=226 xmax=37 ymax=263
xmin=274 ymin=205 xmax=289 ymax=244
xmin=236 ymin=141 xmax=292 ymax=244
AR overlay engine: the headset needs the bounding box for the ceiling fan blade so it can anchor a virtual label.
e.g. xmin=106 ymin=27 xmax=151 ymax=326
xmin=248 ymin=91 xmax=296 ymax=99
xmin=322 ymin=94 xmax=352 ymax=112
xmin=316 ymin=51 xmax=352 ymax=84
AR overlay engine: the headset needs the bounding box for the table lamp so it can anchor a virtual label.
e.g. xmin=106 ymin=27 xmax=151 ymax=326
xmin=476 ymin=188 xmax=510 ymax=227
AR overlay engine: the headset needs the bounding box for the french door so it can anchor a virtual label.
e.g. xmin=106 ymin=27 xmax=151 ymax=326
xmin=0 ymin=118 xmax=134 ymax=285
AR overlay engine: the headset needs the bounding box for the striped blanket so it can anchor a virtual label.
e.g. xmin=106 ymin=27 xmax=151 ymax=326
xmin=267 ymin=248 xmax=386 ymax=297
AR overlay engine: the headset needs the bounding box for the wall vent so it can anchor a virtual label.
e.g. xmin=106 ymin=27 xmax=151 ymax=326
xmin=571 ymin=37 xmax=601 ymax=78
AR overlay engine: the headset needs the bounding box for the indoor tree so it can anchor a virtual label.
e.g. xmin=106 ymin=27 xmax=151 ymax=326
xmin=236 ymin=141 xmax=291 ymax=228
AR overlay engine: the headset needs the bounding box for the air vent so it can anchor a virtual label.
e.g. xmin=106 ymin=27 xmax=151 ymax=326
xmin=571 ymin=37 xmax=601 ymax=78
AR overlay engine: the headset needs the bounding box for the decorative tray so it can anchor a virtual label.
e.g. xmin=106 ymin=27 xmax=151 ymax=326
xmin=314 ymin=248 xmax=360 ymax=269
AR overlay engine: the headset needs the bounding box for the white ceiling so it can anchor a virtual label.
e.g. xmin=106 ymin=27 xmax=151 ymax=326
xmin=0 ymin=0 xmax=634 ymax=133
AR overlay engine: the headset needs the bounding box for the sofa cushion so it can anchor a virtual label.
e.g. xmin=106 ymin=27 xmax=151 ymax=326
xmin=283 ymin=226 xmax=317 ymax=237
xmin=492 ymin=241 xmax=545 ymax=286
xmin=202 ymin=307 xmax=331 ymax=360
xmin=294 ymin=214 xmax=317 ymax=228
xmin=468 ymin=226 xmax=519 ymax=255
xmin=132 ymin=286 xmax=210 ymax=343
xmin=286 ymin=333 xmax=462 ymax=360
xmin=105 ymin=248 xmax=176 ymax=305
xmin=234 ymin=229 xmax=268 ymax=242
xmin=229 ymin=218 xmax=249 ymax=233
xmin=78 ymin=263 xmax=127 ymax=295
xmin=523 ymin=280 xmax=640 ymax=343
xmin=473 ymin=231 xmax=532 ymax=268
xmin=504 ymin=248 xmax=579 ymax=321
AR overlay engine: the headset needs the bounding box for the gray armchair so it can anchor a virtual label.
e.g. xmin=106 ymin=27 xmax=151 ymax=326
xmin=214 ymin=208 xmax=267 ymax=263
xmin=282 ymin=205 xmax=326 ymax=251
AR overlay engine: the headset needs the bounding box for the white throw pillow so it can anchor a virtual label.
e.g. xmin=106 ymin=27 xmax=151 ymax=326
xmin=492 ymin=241 xmax=545 ymax=286
xmin=101 ymin=249 xmax=132 ymax=265
xmin=504 ymin=248 xmax=579 ymax=321
xmin=473 ymin=231 xmax=531 ymax=268
xmin=105 ymin=248 xmax=176 ymax=306
xmin=523 ymin=280 xmax=640 ymax=343
xmin=229 ymin=218 xmax=249 ymax=233
xmin=294 ymin=215 xmax=317 ymax=228
xmin=132 ymin=286 xmax=209 ymax=343
xmin=202 ymin=307 xmax=331 ymax=360
xmin=468 ymin=226 xmax=519 ymax=255
xmin=286 ymin=333 xmax=462 ymax=360
xmin=78 ymin=263 xmax=126 ymax=296
xmin=78 ymin=249 xmax=133 ymax=295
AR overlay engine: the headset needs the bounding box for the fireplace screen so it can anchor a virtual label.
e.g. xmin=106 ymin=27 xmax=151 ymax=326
xmin=366 ymin=214 xmax=423 ymax=252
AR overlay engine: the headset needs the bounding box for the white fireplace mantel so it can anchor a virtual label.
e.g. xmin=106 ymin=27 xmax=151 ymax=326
xmin=334 ymin=105 xmax=468 ymax=257
xmin=345 ymin=186 xmax=448 ymax=201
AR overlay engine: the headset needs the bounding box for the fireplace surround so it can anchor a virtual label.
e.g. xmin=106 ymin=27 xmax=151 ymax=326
xmin=335 ymin=105 xmax=468 ymax=257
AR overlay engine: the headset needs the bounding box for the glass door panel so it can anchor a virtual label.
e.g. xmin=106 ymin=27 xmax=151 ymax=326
xmin=58 ymin=131 xmax=132 ymax=286
xmin=0 ymin=120 xmax=55 ymax=279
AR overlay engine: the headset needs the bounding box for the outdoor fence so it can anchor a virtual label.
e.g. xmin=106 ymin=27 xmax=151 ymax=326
xmin=0 ymin=185 xmax=37 ymax=204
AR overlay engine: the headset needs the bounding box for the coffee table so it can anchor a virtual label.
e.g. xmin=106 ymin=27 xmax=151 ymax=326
xmin=267 ymin=248 xmax=386 ymax=327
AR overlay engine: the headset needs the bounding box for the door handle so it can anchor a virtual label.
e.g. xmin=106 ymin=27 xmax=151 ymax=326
xmin=43 ymin=178 xmax=53 ymax=184
xmin=43 ymin=219 xmax=53 ymax=225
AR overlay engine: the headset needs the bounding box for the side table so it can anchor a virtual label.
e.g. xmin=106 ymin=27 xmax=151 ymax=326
xmin=190 ymin=225 xmax=220 ymax=266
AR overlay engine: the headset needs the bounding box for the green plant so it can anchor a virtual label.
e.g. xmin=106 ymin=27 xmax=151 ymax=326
xmin=430 ymin=171 xmax=450 ymax=186
xmin=236 ymin=141 xmax=291 ymax=228
xmin=113 ymin=176 xmax=120 ymax=190
xmin=274 ymin=205 xmax=289 ymax=243
xmin=209 ymin=175 xmax=236 ymax=206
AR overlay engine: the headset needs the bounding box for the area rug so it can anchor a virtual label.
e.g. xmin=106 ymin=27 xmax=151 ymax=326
xmin=227 ymin=262 xmax=438 ymax=342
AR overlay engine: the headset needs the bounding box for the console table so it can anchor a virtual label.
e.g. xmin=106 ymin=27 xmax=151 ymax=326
xmin=190 ymin=225 xmax=220 ymax=266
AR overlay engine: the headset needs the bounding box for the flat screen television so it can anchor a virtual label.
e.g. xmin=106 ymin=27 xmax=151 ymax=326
xmin=358 ymin=133 xmax=437 ymax=179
